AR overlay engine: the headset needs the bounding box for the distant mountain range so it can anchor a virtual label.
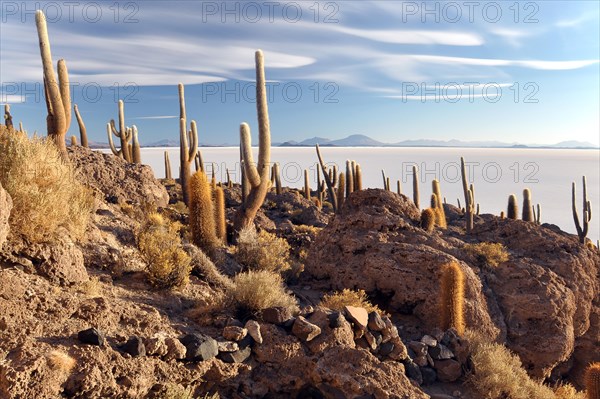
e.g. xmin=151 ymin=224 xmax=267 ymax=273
xmin=88 ymin=134 xmax=599 ymax=149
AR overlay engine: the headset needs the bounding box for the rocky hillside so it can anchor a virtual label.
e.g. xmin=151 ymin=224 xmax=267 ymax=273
xmin=0 ymin=145 xmax=598 ymax=398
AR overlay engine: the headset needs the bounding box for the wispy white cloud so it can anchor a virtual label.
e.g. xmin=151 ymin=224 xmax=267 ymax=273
xmin=130 ymin=115 xmax=178 ymax=120
xmin=331 ymin=26 xmax=484 ymax=46
xmin=408 ymin=55 xmax=599 ymax=70
xmin=556 ymin=11 xmax=599 ymax=28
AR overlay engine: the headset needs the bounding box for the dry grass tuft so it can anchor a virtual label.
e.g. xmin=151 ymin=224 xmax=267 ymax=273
xmin=320 ymin=289 xmax=386 ymax=315
xmin=228 ymin=270 xmax=298 ymax=314
xmin=464 ymin=242 xmax=509 ymax=268
xmin=137 ymin=212 xmax=192 ymax=289
xmin=234 ymin=227 xmax=291 ymax=274
xmin=0 ymin=130 xmax=94 ymax=243
xmin=47 ymin=350 xmax=76 ymax=374
xmin=468 ymin=334 xmax=585 ymax=399
xmin=183 ymin=243 xmax=232 ymax=289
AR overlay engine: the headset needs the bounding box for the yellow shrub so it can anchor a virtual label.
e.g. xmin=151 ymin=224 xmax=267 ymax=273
xmin=235 ymin=227 xmax=291 ymax=273
xmin=468 ymin=338 xmax=585 ymax=399
xmin=0 ymin=130 xmax=94 ymax=243
xmin=464 ymin=242 xmax=509 ymax=268
xmin=228 ymin=270 xmax=298 ymax=313
xmin=320 ymin=289 xmax=386 ymax=315
xmin=47 ymin=350 xmax=76 ymax=374
xmin=137 ymin=212 xmax=191 ymax=289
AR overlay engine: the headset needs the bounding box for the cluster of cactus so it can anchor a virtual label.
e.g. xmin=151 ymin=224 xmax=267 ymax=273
xmin=233 ymin=50 xmax=272 ymax=233
xmin=572 ymin=176 xmax=592 ymax=244
xmin=439 ymin=261 xmax=465 ymax=335
xmin=107 ymin=100 xmax=141 ymax=164
xmin=35 ymin=10 xmax=72 ymax=159
xmin=419 ymin=180 xmax=447 ymax=231
xmin=504 ymin=189 xmax=542 ymax=224
xmin=314 ymin=148 xmax=363 ymax=213
xmin=270 ymin=164 xmax=282 ymax=194
xmin=189 ymin=170 xmax=225 ymax=252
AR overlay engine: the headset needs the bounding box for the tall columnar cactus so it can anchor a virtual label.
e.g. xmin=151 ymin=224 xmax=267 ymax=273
xmin=108 ymin=100 xmax=133 ymax=161
xmin=233 ymin=51 xmax=273 ymax=232
xmin=178 ymin=84 xmax=199 ymax=205
xmin=132 ymin=126 xmax=141 ymax=164
xmin=440 ymin=261 xmax=465 ymax=335
xmin=304 ymin=169 xmax=311 ymax=200
xmin=507 ymin=194 xmax=518 ymax=220
xmin=337 ymin=172 xmax=346 ymax=210
xmin=354 ymin=163 xmax=362 ymax=191
xmin=432 ymin=179 xmax=447 ymax=228
xmin=460 ymin=157 xmax=470 ymax=212
xmin=4 ymin=104 xmax=13 ymax=130
xmin=572 ymin=176 xmax=591 ymax=244
xmin=466 ymin=188 xmax=474 ymax=233
xmin=271 ymin=163 xmax=281 ymax=195
xmin=189 ymin=171 xmax=218 ymax=252
xmin=585 ymin=362 xmax=600 ymax=399
xmin=214 ymin=186 xmax=227 ymax=244
xmin=421 ymin=208 xmax=436 ymax=232
xmin=195 ymin=151 xmax=204 ymax=173
xmin=346 ymin=160 xmax=354 ymax=197
xmin=536 ymin=204 xmax=541 ymax=224
xmin=316 ymin=144 xmax=338 ymax=212
xmin=397 ymin=180 xmax=402 ymax=195
xmin=164 ymin=151 xmax=172 ymax=180
xmin=522 ymin=188 xmax=533 ymax=221
xmin=36 ymin=10 xmax=71 ymax=159
xmin=412 ymin=165 xmax=420 ymax=209
xmin=382 ymin=170 xmax=389 ymax=190
xmin=73 ymin=104 xmax=88 ymax=148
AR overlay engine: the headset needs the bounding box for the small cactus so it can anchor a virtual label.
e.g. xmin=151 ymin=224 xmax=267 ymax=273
xmin=507 ymin=194 xmax=518 ymax=219
xmin=273 ymin=163 xmax=282 ymax=195
xmin=500 ymin=211 xmax=505 ymax=219
xmin=585 ymin=362 xmax=600 ymax=399
xmin=304 ymin=169 xmax=311 ymax=200
xmin=354 ymin=164 xmax=362 ymax=191
xmin=4 ymin=104 xmax=13 ymax=130
xmin=440 ymin=261 xmax=465 ymax=335
xmin=214 ymin=186 xmax=227 ymax=244
xmin=572 ymin=176 xmax=591 ymax=244
xmin=73 ymin=104 xmax=88 ymax=148
xmin=522 ymin=188 xmax=533 ymax=222
xmin=421 ymin=208 xmax=436 ymax=232
xmin=164 ymin=151 xmax=172 ymax=180
xmin=432 ymin=179 xmax=447 ymax=228
xmin=189 ymin=171 xmax=218 ymax=252
xmin=132 ymin=126 xmax=141 ymax=164
xmin=70 ymin=135 xmax=77 ymax=147
xmin=316 ymin=144 xmax=338 ymax=212
xmin=345 ymin=160 xmax=354 ymax=197
xmin=337 ymin=172 xmax=345 ymax=210
xmin=412 ymin=165 xmax=419 ymax=209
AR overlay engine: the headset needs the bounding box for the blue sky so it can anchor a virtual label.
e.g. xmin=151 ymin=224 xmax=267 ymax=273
xmin=1 ymin=1 xmax=599 ymax=145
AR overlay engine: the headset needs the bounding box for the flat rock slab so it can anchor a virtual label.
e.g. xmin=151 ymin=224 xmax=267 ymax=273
xmin=344 ymin=306 xmax=368 ymax=329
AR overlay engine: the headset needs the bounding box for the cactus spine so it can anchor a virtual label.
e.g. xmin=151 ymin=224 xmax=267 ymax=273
xmin=421 ymin=208 xmax=436 ymax=232
xmin=164 ymin=151 xmax=172 ymax=180
xmin=585 ymin=362 xmax=600 ymax=399
xmin=572 ymin=176 xmax=591 ymax=244
xmin=507 ymin=194 xmax=518 ymax=219
xmin=522 ymin=188 xmax=533 ymax=221
xmin=73 ymin=104 xmax=88 ymax=148
xmin=304 ymin=169 xmax=311 ymax=200
xmin=440 ymin=261 xmax=465 ymax=335
xmin=178 ymin=83 xmax=198 ymax=205
xmin=214 ymin=186 xmax=227 ymax=244
xmin=132 ymin=126 xmax=141 ymax=164
xmin=412 ymin=165 xmax=420 ymax=209
xmin=36 ymin=10 xmax=71 ymax=159
xmin=234 ymin=50 xmax=272 ymax=233
xmin=189 ymin=171 xmax=217 ymax=252
xmin=432 ymin=179 xmax=447 ymax=228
